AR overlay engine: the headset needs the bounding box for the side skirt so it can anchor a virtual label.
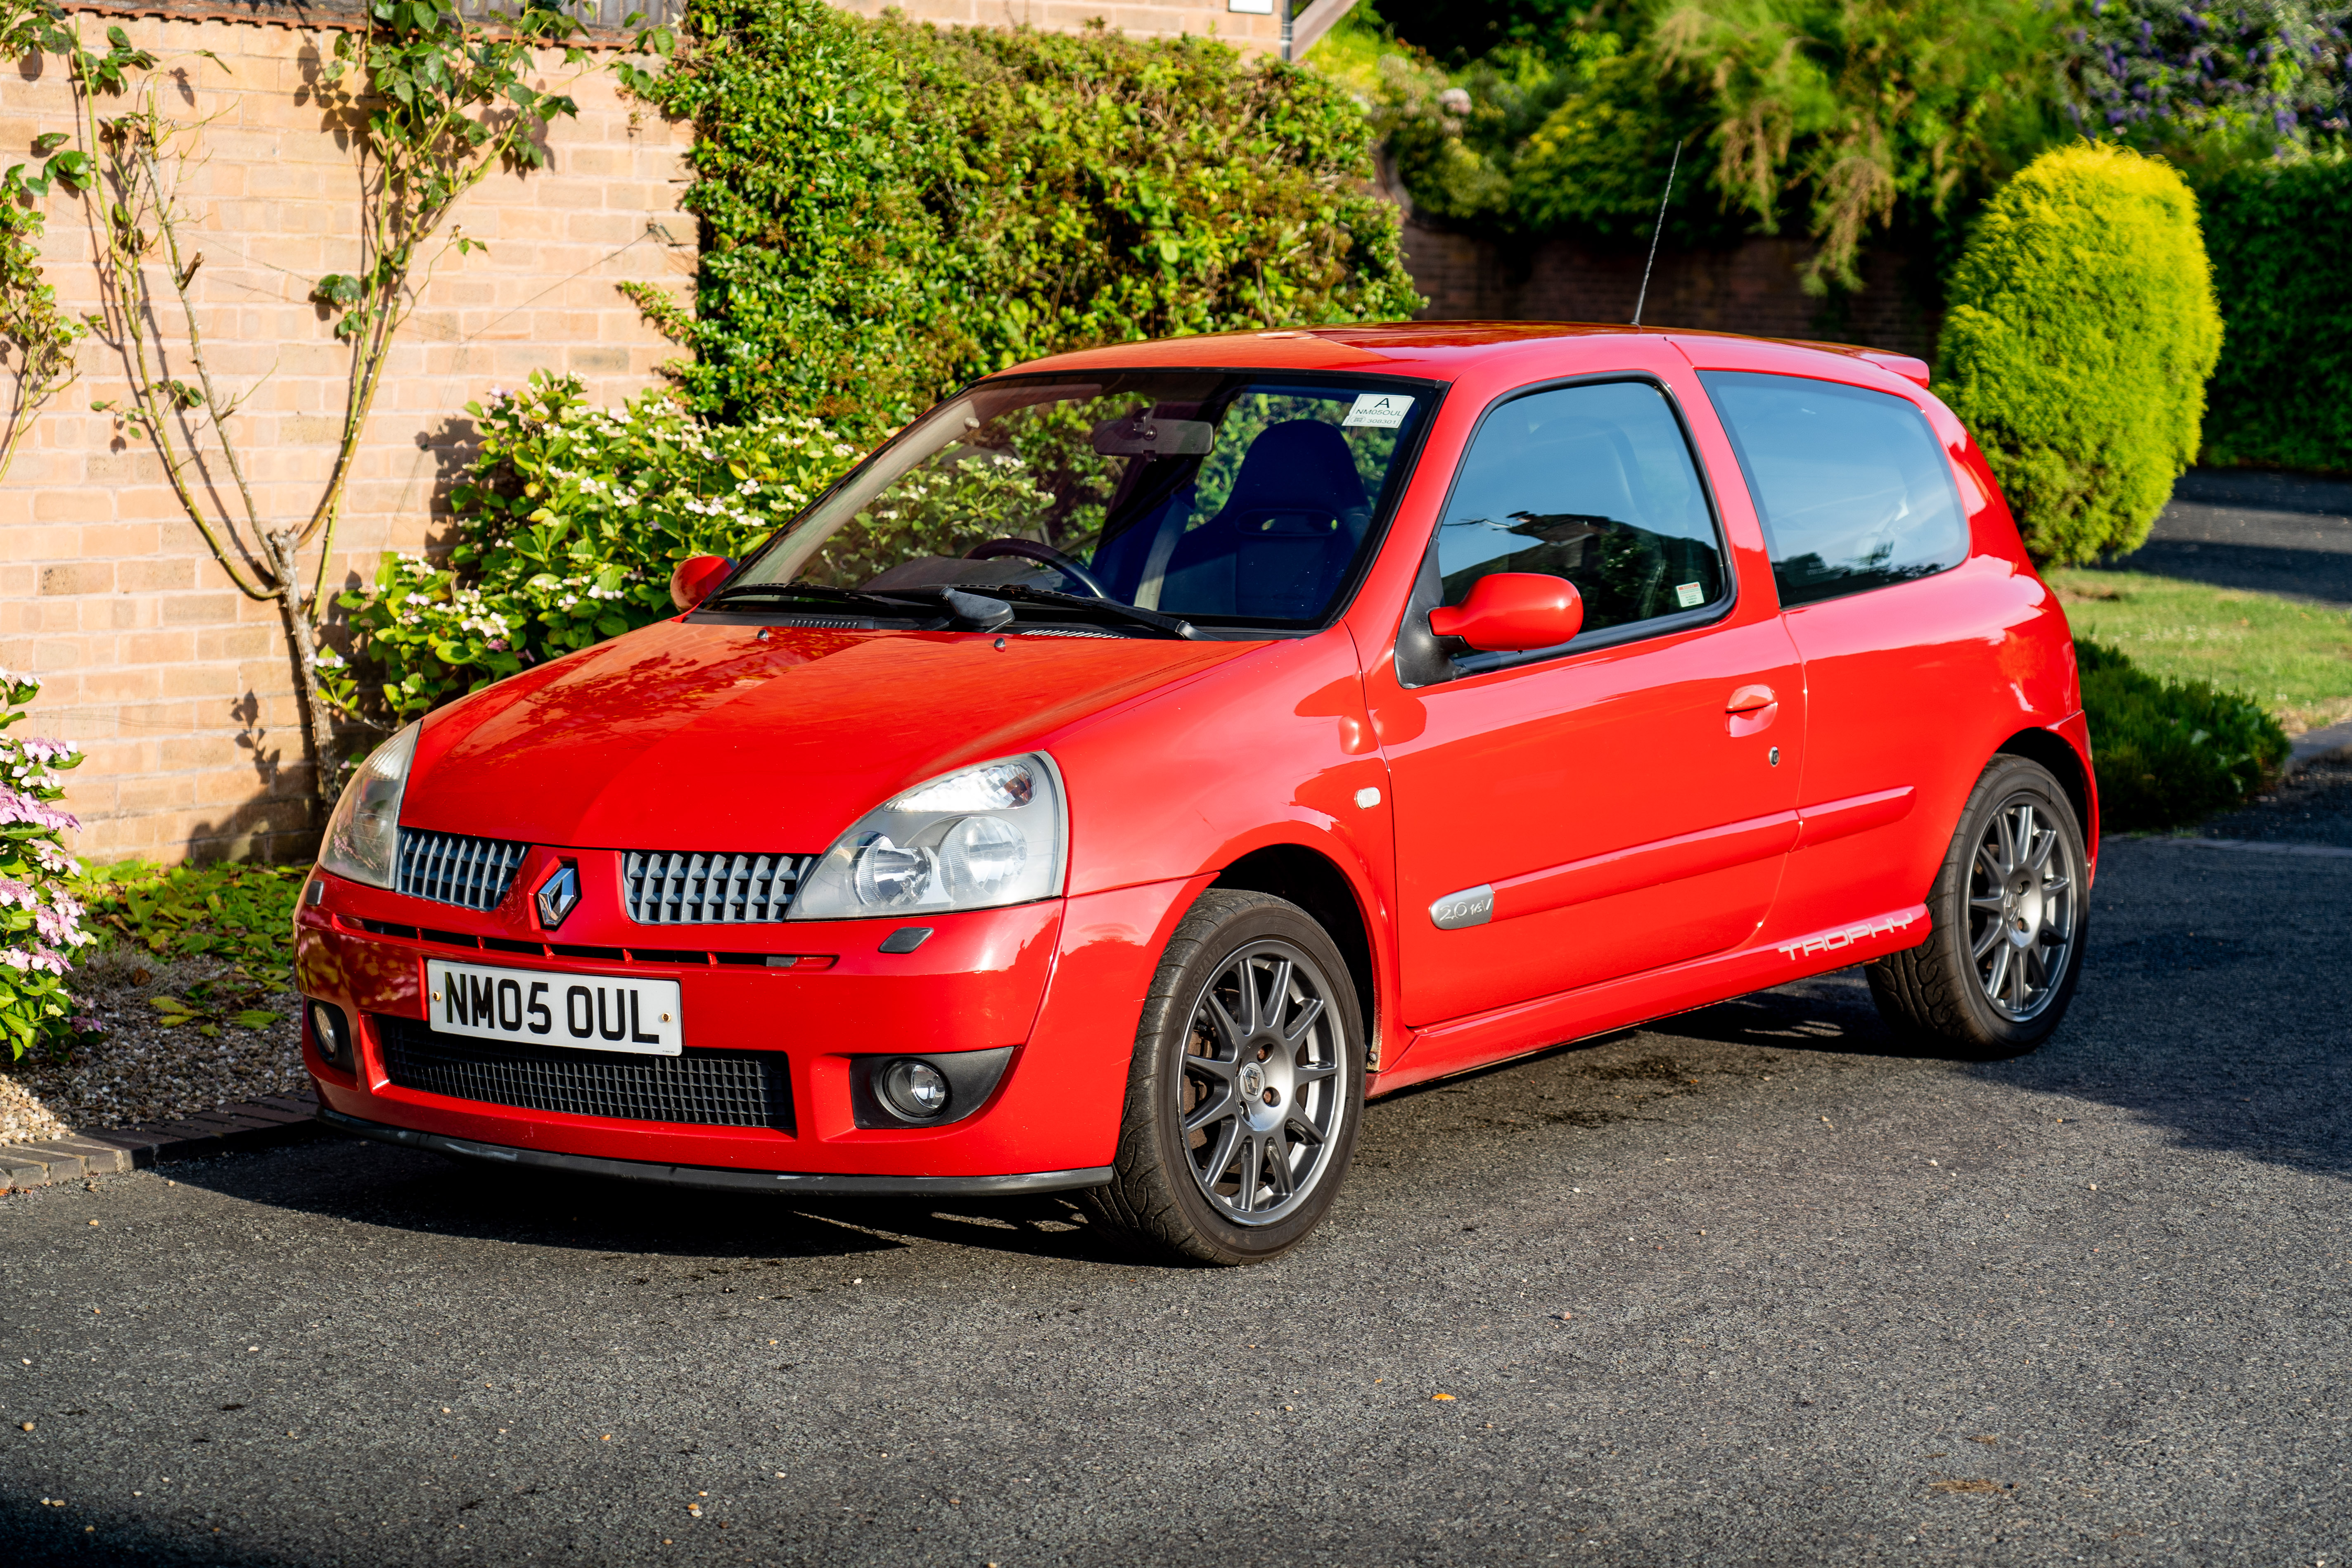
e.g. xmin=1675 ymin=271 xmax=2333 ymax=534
xmin=1368 ymin=904 xmax=1929 ymax=1096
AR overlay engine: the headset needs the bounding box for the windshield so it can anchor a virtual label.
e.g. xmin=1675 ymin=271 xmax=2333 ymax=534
xmin=723 ymin=371 xmax=1436 ymax=632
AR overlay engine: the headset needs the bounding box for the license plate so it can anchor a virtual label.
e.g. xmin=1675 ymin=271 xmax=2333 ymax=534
xmin=424 ymin=959 xmax=682 ymax=1056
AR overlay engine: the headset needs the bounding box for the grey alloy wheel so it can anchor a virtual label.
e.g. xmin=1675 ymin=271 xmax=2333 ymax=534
xmin=1085 ymin=889 xmax=1366 ymax=1265
xmin=1176 ymin=938 xmax=1346 ymax=1226
xmin=1867 ymin=752 xmax=2089 ymax=1058
xmin=1968 ymin=793 xmax=2080 ymax=1022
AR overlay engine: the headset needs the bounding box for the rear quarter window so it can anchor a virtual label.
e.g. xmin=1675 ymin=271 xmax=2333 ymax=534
xmin=1700 ymin=370 xmax=1970 ymax=609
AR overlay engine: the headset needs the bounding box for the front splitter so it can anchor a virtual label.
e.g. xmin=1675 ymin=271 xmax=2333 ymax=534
xmin=318 ymin=1108 xmax=1113 ymax=1197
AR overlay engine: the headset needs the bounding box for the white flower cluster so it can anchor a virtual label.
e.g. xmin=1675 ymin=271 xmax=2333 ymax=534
xmin=5 ymin=736 xmax=79 ymax=793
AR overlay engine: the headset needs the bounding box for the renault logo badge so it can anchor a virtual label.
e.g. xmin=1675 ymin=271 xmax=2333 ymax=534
xmin=536 ymin=860 xmax=581 ymax=930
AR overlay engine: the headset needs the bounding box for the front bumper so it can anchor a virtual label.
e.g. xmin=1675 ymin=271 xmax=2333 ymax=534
xmin=296 ymin=865 xmax=1214 ymax=1181
xmin=320 ymin=1107 xmax=1112 ymax=1196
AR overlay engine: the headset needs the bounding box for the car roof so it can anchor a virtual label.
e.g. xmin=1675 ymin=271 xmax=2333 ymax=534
xmin=1005 ymin=321 xmax=1932 ymax=391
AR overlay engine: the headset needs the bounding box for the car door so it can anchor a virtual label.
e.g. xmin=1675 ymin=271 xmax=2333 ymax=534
xmin=1364 ymin=371 xmax=1804 ymax=1028
xmin=1691 ymin=360 xmax=2016 ymax=937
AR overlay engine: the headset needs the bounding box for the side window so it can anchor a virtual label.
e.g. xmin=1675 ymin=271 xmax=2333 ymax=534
xmin=1435 ymin=380 xmax=1729 ymax=642
xmin=1699 ymin=370 xmax=1970 ymax=609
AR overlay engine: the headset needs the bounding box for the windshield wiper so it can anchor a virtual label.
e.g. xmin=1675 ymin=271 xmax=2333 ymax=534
xmin=699 ymin=582 xmax=940 ymax=618
xmin=961 ymin=584 xmax=1202 ymax=640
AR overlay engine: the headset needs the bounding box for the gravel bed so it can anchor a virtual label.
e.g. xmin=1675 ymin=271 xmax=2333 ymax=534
xmin=0 ymin=944 xmax=307 ymax=1145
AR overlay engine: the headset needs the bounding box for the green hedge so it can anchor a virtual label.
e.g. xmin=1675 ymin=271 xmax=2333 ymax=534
xmin=1938 ymin=143 xmax=2223 ymax=566
xmin=638 ymin=0 xmax=1423 ymax=430
xmin=2198 ymin=154 xmax=2352 ymax=474
xmin=2077 ymin=639 xmax=2289 ymax=832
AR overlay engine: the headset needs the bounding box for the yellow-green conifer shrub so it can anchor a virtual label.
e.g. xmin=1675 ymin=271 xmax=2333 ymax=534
xmin=1936 ymin=144 xmax=2223 ymax=566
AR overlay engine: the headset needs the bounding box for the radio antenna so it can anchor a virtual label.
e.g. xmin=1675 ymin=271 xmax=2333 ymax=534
xmin=1631 ymin=137 xmax=1686 ymax=329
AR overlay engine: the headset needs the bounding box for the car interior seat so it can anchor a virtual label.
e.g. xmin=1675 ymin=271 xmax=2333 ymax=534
xmin=1155 ymin=420 xmax=1373 ymax=620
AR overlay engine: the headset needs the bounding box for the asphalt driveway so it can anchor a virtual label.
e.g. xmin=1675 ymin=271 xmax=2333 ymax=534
xmin=2103 ymin=467 xmax=2352 ymax=605
xmin=5 ymin=792 xmax=2348 ymax=1566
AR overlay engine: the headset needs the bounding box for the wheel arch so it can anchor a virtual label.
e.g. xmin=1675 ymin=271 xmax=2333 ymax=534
xmin=1210 ymin=844 xmax=1379 ymax=1067
xmin=1997 ymin=725 xmax=2095 ymax=850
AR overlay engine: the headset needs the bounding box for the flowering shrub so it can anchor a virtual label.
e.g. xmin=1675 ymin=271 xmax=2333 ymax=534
xmin=2069 ymin=0 xmax=2351 ymax=161
xmin=329 ymin=373 xmax=860 ymax=726
xmin=0 ymin=670 xmax=95 ymax=1059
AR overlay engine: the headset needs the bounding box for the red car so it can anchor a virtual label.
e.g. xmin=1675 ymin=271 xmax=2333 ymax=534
xmin=300 ymin=324 xmax=2094 ymax=1264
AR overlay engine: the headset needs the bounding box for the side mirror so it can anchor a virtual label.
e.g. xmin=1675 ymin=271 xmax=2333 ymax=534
xmin=669 ymin=555 xmax=735 ymax=613
xmin=1427 ymin=572 xmax=1584 ymax=653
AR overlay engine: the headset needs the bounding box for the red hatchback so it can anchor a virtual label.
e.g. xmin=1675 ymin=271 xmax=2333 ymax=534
xmin=299 ymin=325 xmax=2094 ymax=1263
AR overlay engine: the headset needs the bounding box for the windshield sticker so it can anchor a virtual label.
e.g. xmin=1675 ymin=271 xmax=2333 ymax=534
xmin=1342 ymin=392 xmax=1415 ymax=429
xmin=1675 ymin=581 xmax=1705 ymax=608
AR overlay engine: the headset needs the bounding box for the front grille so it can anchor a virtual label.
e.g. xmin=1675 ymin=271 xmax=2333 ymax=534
xmin=398 ymin=829 xmax=530 ymax=911
xmin=376 ymin=1016 xmax=792 ymax=1131
xmin=345 ymin=919 xmax=837 ymax=970
xmin=623 ymin=850 xmax=815 ymax=924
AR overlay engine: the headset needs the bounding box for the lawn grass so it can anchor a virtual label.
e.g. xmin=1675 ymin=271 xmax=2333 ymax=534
xmin=2047 ymin=568 xmax=2352 ymax=734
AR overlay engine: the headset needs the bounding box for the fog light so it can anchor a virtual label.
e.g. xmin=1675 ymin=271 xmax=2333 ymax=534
xmin=878 ymin=1059 xmax=950 ymax=1121
xmin=308 ymin=1000 xmax=352 ymax=1070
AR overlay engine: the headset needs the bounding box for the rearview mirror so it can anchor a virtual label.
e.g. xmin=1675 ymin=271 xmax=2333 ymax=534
xmin=1427 ymin=572 xmax=1584 ymax=654
xmin=1091 ymin=411 xmax=1215 ymax=457
xmin=669 ymin=555 xmax=735 ymax=613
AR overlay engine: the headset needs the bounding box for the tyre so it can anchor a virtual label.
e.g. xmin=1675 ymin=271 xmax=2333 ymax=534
xmin=1867 ymin=753 xmax=2088 ymax=1058
xmin=1084 ymin=889 xmax=1365 ymax=1265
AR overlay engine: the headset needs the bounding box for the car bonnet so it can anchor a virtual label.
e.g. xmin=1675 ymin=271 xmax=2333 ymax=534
xmin=398 ymin=619 xmax=1255 ymax=852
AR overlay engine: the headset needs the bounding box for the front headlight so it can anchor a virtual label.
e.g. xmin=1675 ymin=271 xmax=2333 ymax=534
xmin=317 ymin=721 xmax=420 ymax=890
xmin=791 ymin=754 xmax=1066 ymax=920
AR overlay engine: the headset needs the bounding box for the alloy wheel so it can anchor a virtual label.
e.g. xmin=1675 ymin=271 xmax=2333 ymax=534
xmin=1967 ymin=795 xmax=2079 ymax=1022
xmin=1177 ymin=940 xmax=1346 ymax=1226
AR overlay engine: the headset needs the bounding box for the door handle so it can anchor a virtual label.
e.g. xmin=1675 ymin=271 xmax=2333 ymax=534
xmin=1725 ymin=684 xmax=1779 ymax=738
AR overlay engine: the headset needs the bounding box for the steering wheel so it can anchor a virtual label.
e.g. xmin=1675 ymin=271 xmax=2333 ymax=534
xmin=965 ymin=538 xmax=1114 ymax=600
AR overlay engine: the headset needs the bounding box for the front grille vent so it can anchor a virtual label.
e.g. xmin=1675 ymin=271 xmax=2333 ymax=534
xmin=376 ymin=1016 xmax=792 ymax=1131
xmin=397 ymin=829 xmax=530 ymax=911
xmin=623 ymin=850 xmax=816 ymax=925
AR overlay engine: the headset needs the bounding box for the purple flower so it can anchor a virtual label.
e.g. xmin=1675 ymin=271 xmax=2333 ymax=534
xmin=0 ymin=788 xmax=77 ymax=833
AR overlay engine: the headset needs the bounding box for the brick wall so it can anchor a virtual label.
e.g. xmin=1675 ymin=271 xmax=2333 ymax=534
xmin=1402 ymin=218 xmax=1941 ymax=359
xmin=1 ymin=9 xmax=694 ymax=865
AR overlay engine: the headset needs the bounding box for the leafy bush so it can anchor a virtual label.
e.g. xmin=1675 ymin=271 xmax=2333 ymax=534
xmin=2068 ymin=0 xmax=2352 ymax=165
xmin=76 ymin=861 xmax=303 ymax=1037
xmin=634 ymin=0 xmax=1423 ymax=427
xmin=78 ymin=862 xmax=304 ymax=983
xmin=1 ymin=671 xmax=94 ymax=1059
xmin=2197 ymin=153 xmax=2352 ymax=473
xmin=2077 ymin=639 xmax=2290 ymax=830
xmin=327 ymin=375 xmax=856 ymax=725
xmin=1937 ymin=144 xmax=2224 ymax=566
xmin=1364 ymin=0 xmax=2071 ymax=288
